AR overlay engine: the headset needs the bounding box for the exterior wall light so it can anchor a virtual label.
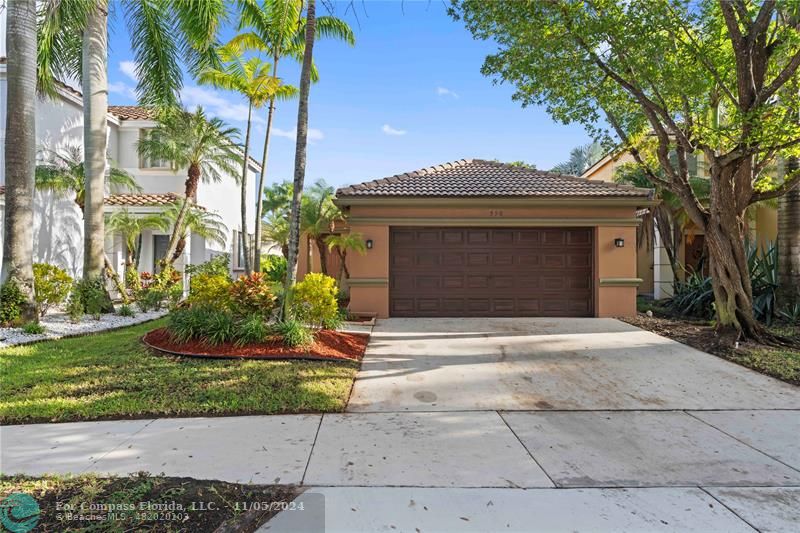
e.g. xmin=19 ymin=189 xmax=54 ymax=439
xmin=614 ymin=238 xmax=625 ymax=248
xmin=366 ymin=239 xmax=374 ymax=250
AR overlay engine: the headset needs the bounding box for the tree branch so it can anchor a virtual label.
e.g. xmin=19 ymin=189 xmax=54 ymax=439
xmin=749 ymin=169 xmax=800 ymax=204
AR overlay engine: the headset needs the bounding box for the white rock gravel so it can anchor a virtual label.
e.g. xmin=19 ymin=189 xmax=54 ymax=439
xmin=0 ymin=309 xmax=168 ymax=349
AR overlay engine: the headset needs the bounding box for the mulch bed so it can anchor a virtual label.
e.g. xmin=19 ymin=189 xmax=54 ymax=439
xmin=142 ymin=327 xmax=369 ymax=362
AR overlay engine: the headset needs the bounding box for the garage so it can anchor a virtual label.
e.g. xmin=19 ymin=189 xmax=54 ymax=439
xmin=301 ymin=158 xmax=653 ymax=318
xmin=389 ymin=227 xmax=593 ymax=317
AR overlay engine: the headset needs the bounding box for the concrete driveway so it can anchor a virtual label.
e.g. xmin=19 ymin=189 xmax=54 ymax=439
xmin=347 ymin=317 xmax=800 ymax=411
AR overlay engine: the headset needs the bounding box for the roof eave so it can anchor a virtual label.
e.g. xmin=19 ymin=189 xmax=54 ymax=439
xmin=334 ymin=195 xmax=657 ymax=208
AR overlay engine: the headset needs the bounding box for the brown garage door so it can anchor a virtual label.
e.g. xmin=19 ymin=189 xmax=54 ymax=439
xmin=390 ymin=227 xmax=593 ymax=317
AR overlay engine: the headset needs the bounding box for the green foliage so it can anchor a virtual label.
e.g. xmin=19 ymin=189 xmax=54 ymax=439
xmin=233 ymin=314 xmax=271 ymax=346
xmin=205 ymin=311 xmax=236 ymax=346
xmin=32 ymin=263 xmax=73 ymax=316
xmin=292 ymin=273 xmax=339 ymax=329
xmin=185 ymin=254 xmax=230 ymax=277
xmin=188 ymin=272 xmax=232 ymax=309
xmin=117 ymin=304 xmax=135 ymax=318
xmin=21 ymin=322 xmax=46 ymax=335
xmin=667 ymin=273 xmax=715 ymax=320
xmin=137 ymin=268 xmax=181 ymax=312
xmin=779 ymin=302 xmax=800 ymax=323
xmin=229 ymin=272 xmax=276 ymax=316
xmin=136 ymin=289 xmax=167 ymax=313
xmin=72 ymin=277 xmax=107 ymax=319
xmin=168 ymin=306 xmax=217 ymax=343
xmin=261 ymin=254 xmax=287 ymax=283
xmin=276 ymin=319 xmax=313 ymax=348
xmin=0 ymin=280 xmax=26 ymax=326
xmin=66 ymin=292 xmax=84 ymax=323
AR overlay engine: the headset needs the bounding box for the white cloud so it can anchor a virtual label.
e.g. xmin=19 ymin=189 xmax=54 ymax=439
xmin=108 ymin=81 xmax=136 ymax=99
xmin=436 ymin=86 xmax=459 ymax=99
xmin=119 ymin=61 xmax=138 ymax=83
xmin=382 ymin=124 xmax=407 ymax=136
xmin=273 ymin=127 xmax=324 ymax=142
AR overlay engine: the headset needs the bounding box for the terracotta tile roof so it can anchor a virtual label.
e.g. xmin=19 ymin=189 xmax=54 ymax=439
xmin=106 ymin=192 xmax=185 ymax=207
xmin=337 ymin=159 xmax=653 ymax=199
xmin=108 ymin=105 xmax=155 ymax=121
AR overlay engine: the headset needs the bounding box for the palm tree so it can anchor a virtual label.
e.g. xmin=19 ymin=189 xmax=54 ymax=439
xmin=778 ymin=157 xmax=800 ymax=307
xmin=137 ymin=107 xmax=242 ymax=268
xmin=262 ymin=212 xmax=290 ymax=259
xmin=162 ymin=203 xmax=228 ymax=263
xmin=37 ymin=0 xmax=228 ymax=285
xmin=105 ymin=209 xmax=169 ymax=274
xmin=325 ymin=232 xmax=366 ymax=292
xmin=300 ymin=179 xmax=339 ymax=275
xmin=551 ymin=142 xmax=604 ymax=175
xmin=198 ymin=47 xmax=289 ymax=274
xmin=1 ymin=0 xmax=38 ymax=322
xmin=282 ymin=0 xmax=317 ymax=319
xmin=230 ymin=0 xmax=354 ymax=273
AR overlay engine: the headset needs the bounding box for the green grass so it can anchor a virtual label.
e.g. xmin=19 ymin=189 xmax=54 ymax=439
xmin=728 ymin=345 xmax=800 ymax=384
xmin=0 ymin=319 xmax=359 ymax=424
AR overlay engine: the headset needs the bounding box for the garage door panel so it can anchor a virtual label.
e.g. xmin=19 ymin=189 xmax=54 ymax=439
xmin=390 ymin=227 xmax=592 ymax=317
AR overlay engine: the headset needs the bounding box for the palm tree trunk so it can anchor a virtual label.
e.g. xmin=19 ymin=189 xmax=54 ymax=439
xmin=253 ymin=57 xmax=280 ymax=274
xmin=82 ymin=5 xmax=108 ymax=283
xmin=241 ymin=103 xmax=254 ymax=274
xmin=282 ymin=0 xmax=316 ymax=319
xmin=1 ymin=0 xmax=38 ymax=322
xmin=163 ymin=163 xmax=200 ymax=265
xmin=777 ymin=156 xmax=800 ymax=307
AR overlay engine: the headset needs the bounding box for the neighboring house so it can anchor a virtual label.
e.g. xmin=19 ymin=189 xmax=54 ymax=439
xmin=299 ymin=159 xmax=654 ymax=318
xmin=0 ymin=57 xmax=260 ymax=286
xmin=581 ymin=151 xmax=779 ymax=299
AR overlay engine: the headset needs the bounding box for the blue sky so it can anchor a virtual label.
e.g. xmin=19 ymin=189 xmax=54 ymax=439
xmin=107 ymin=0 xmax=591 ymax=189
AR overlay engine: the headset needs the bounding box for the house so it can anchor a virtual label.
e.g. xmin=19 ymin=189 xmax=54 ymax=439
xmin=0 ymin=59 xmax=260 ymax=285
xmin=581 ymin=151 xmax=779 ymax=299
xmin=299 ymin=159 xmax=654 ymax=318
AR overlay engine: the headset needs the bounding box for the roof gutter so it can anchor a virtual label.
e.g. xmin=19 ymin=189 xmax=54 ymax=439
xmin=334 ymin=195 xmax=658 ymax=209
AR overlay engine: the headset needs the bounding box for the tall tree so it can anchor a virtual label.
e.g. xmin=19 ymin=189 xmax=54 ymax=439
xmin=551 ymin=142 xmax=604 ymax=175
xmin=2 ymin=0 xmax=38 ymax=322
xmin=137 ymin=108 xmax=242 ymax=267
xmin=778 ymin=157 xmax=800 ymax=307
xmin=198 ymin=48 xmax=287 ymax=274
xmin=231 ymin=0 xmax=354 ymax=272
xmin=455 ymin=0 xmax=800 ymax=341
xmin=282 ymin=0 xmax=316 ymax=318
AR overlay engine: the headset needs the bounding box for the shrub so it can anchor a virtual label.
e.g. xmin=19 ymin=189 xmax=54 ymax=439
xmin=72 ymin=277 xmax=108 ymax=319
xmin=261 ymin=255 xmax=287 ymax=283
xmin=229 ymin=272 xmax=275 ymax=317
xmin=779 ymin=302 xmax=800 ymax=323
xmin=188 ymin=272 xmax=232 ymax=309
xmin=117 ymin=303 xmax=135 ymax=317
xmin=205 ymin=311 xmax=236 ymax=346
xmin=167 ymin=284 xmax=184 ymax=309
xmin=185 ymin=254 xmax=230 ymax=277
xmin=137 ymin=288 xmax=167 ymax=313
xmin=66 ymin=292 xmax=84 ymax=323
xmin=21 ymin=322 xmax=46 ymax=335
xmin=0 ymin=280 xmax=26 ymax=326
xmin=233 ymin=314 xmax=271 ymax=346
xmin=32 ymin=263 xmax=73 ymax=316
xmin=168 ymin=306 xmax=216 ymax=343
xmin=276 ymin=319 xmax=314 ymax=348
xmin=292 ymin=273 xmax=339 ymax=329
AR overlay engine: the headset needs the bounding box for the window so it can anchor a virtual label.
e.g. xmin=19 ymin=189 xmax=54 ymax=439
xmin=139 ymin=129 xmax=170 ymax=169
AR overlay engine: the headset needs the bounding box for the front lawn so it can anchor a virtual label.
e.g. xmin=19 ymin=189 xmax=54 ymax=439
xmin=0 ymin=319 xmax=359 ymax=424
xmin=0 ymin=473 xmax=299 ymax=532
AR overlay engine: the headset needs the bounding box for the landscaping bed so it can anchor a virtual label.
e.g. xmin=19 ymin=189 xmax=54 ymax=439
xmin=143 ymin=327 xmax=369 ymax=361
xmin=0 ymin=473 xmax=299 ymax=532
xmin=622 ymin=313 xmax=800 ymax=386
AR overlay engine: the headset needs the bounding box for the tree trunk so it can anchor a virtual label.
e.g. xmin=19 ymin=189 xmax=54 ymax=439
xmin=282 ymin=0 xmax=316 ymax=319
xmin=1 ymin=0 xmax=38 ymax=322
xmin=82 ymin=6 xmax=108 ymax=283
xmin=253 ymin=57 xmax=280 ymax=273
xmin=706 ymin=161 xmax=761 ymax=340
xmin=240 ymin=103 xmax=253 ymax=274
xmin=163 ymin=163 xmax=200 ymax=265
xmin=777 ymin=157 xmax=800 ymax=308
xmin=315 ymin=237 xmax=328 ymax=275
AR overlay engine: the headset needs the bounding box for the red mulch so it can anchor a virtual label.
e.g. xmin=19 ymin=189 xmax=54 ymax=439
xmin=142 ymin=327 xmax=369 ymax=362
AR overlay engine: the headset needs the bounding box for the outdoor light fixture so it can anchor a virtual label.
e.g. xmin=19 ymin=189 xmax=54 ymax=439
xmin=366 ymin=239 xmax=374 ymax=250
xmin=614 ymin=238 xmax=625 ymax=248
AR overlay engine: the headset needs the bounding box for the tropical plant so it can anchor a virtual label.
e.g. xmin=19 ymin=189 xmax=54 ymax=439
xmin=0 ymin=280 xmax=28 ymax=327
xmin=105 ymin=209 xmax=170 ymax=279
xmin=325 ymin=232 xmax=367 ymax=290
xmin=188 ymin=273 xmax=232 ymax=309
xmin=777 ymin=156 xmax=800 ymax=307
xmin=230 ymin=0 xmax=354 ymax=273
xmin=229 ymin=272 xmax=276 ymax=317
xmin=161 ymin=202 xmax=229 ymax=263
xmin=282 ymin=0 xmax=317 ymax=319
xmin=71 ymin=277 xmax=108 ymax=319
xmin=185 ymin=254 xmax=231 ymax=277
xmin=275 ymin=318 xmax=313 ymax=348
xmin=198 ymin=45 xmax=291 ymax=273
xmin=1 ymin=0 xmax=38 ymax=322
xmin=454 ymin=1 xmax=800 ymax=341
xmin=21 ymin=321 xmax=46 ymax=335
xmin=168 ymin=305 xmax=217 ymax=343
xmin=292 ymin=272 xmax=338 ymax=329
xmin=551 ymin=142 xmax=603 ymax=175
xmin=300 ymin=180 xmax=340 ymax=275
xmin=233 ymin=314 xmax=271 ymax=346
xmin=137 ymin=108 xmax=241 ymax=267
xmin=32 ymin=263 xmax=73 ymax=316
xmin=261 ymin=254 xmax=287 ymax=283
xmin=117 ymin=303 xmax=135 ymax=317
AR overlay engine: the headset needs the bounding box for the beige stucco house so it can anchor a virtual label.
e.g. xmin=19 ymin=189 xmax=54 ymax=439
xmin=299 ymin=159 xmax=654 ymax=318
